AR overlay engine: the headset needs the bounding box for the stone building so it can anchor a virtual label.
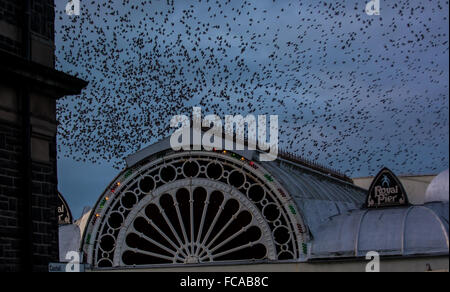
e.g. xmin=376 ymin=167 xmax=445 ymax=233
xmin=0 ymin=0 xmax=86 ymax=271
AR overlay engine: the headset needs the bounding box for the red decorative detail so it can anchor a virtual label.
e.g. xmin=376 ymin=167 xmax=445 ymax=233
xmin=248 ymin=161 xmax=258 ymax=169
xmin=297 ymin=223 xmax=305 ymax=234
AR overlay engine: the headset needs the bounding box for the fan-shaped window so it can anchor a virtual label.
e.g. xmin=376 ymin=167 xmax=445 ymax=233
xmin=119 ymin=186 xmax=269 ymax=265
xmin=83 ymin=151 xmax=306 ymax=268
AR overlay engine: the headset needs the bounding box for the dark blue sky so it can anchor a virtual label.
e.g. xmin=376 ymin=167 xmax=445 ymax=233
xmin=54 ymin=0 xmax=449 ymax=219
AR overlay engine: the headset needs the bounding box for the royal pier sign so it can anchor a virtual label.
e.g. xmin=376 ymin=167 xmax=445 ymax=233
xmin=366 ymin=168 xmax=409 ymax=208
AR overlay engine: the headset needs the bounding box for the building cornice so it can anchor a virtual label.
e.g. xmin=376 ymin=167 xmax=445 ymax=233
xmin=0 ymin=50 xmax=87 ymax=98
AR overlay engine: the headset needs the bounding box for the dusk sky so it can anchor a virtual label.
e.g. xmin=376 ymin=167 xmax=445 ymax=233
xmin=53 ymin=0 xmax=449 ymax=218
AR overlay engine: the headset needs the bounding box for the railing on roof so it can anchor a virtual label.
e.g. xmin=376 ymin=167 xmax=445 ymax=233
xmin=277 ymin=149 xmax=351 ymax=183
xmin=215 ymin=123 xmax=352 ymax=183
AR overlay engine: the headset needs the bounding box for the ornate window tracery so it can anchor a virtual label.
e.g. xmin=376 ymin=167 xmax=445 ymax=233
xmin=83 ymin=151 xmax=307 ymax=268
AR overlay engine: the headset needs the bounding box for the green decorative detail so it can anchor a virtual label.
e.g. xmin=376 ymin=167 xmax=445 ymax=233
xmin=124 ymin=169 xmax=133 ymax=179
xmin=302 ymin=243 xmax=307 ymax=254
xmin=86 ymin=234 xmax=91 ymax=244
xmin=99 ymin=198 xmax=106 ymax=209
xmin=289 ymin=205 xmax=296 ymax=215
xmin=264 ymin=174 xmax=273 ymax=182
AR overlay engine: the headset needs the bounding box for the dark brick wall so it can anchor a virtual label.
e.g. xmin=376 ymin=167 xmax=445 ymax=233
xmin=0 ymin=0 xmax=59 ymax=272
xmin=0 ymin=122 xmax=23 ymax=272
xmin=0 ymin=0 xmax=22 ymax=26
xmin=31 ymin=149 xmax=59 ymax=271
xmin=0 ymin=34 xmax=21 ymax=55
xmin=0 ymin=0 xmax=55 ymax=55
xmin=0 ymin=0 xmax=55 ymax=40
xmin=0 ymin=121 xmax=59 ymax=272
xmin=31 ymin=0 xmax=55 ymax=41
xmin=0 ymin=0 xmax=79 ymax=272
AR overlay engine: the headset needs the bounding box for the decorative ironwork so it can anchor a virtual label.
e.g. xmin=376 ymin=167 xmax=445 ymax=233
xmin=82 ymin=151 xmax=307 ymax=268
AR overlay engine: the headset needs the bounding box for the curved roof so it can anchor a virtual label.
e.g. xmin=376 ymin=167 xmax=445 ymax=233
xmin=79 ymin=131 xmax=447 ymax=269
xmin=79 ymin=133 xmax=369 ymax=268
xmin=309 ymin=202 xmax=449 ymax=259
xmin=259 ymin=158 xmax=366 ymax=237
xmin=125 ymin=136 xmax=367 ymax=238
xmin=425 ymin=169 xmax=449 ymax=203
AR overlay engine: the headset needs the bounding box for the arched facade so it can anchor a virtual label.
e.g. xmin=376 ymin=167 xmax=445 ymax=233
xmin=81 ymin=149 xmax=309 ymax=268
xmin=76 ymin=139 xmax=449 ymax=272
xmin=73 ymin=137 xmax=447 ymax=272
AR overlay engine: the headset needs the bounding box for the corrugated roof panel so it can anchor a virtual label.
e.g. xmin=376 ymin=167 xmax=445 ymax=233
xmin=309 ymin=202 xmax=449 ymax=260
xmin=357 ymin=208 xmax=407 ymax=256
xmin=259 ymin=159 xmax=366 ymax=237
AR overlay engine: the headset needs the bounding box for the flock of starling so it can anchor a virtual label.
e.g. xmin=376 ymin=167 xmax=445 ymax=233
xmin=55 ymin=0 xmax=449 ymax=176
